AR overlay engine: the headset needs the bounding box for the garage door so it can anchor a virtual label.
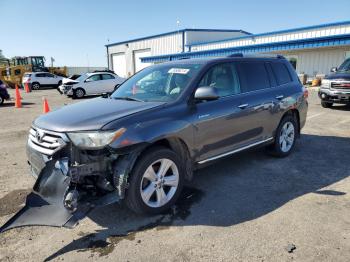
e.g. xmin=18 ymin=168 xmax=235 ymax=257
xmin=134 ymin=49 xmax=152 ymax=73
xmin=112 ymin=53 xmax=127 ymax=78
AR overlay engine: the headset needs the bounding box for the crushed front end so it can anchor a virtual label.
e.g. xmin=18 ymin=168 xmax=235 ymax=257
xmin=0 ymin=126 xmax=132 ymax=233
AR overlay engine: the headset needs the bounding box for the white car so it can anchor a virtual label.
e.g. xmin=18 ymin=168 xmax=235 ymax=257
xmin=22 ymin=72 xmax=64 ymax=90
xmin=58 ymin=72 xmax=125 ymax=98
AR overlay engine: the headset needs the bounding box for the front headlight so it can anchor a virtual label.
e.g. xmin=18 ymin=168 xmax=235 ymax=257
xmin=67 ymin=128 xmax=126 ymax=149
xmin=321 ymin=79 xmax=330 ymax=88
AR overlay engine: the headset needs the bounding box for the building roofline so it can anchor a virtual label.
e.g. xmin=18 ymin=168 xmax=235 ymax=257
xmin=141 ymin=33 xmax=350 ymax=62
xmin=187 ymin=20 xmax=350 ymax=47
xmin=105 ymin=29 xmax=251 ymax=47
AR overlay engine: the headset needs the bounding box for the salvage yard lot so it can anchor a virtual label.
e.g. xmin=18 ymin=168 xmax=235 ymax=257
xmin=0 ymin=88 xmax=349 ymax=262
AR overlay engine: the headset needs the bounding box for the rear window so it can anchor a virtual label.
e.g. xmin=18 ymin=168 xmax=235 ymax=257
xmin=271 ymin=62 xmax=292 ymax=85
xmin=237 ymin=62 xmax=270 ymax=92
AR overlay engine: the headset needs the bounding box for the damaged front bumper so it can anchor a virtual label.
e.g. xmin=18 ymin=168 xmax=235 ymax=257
xmin=0 ymin=127 xmax=139 ymax=233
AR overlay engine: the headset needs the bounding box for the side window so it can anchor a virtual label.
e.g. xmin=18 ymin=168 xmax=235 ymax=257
xmin=46 ymin=73 xmax=55 ymax=78
xmin=86 ymin=74 xmax=101 ymax=82
xmin=198 ymin=63 xmax=240 ymax=97
xmin=237 ymin=62 xmax=270 ymax=92
xmin=102 ymin=74 xmax=115 ymax=80
xmin=36 ymin=73 xmax=44 ymax=77
xmin=271 ymin=62 xmax=292 ymax=85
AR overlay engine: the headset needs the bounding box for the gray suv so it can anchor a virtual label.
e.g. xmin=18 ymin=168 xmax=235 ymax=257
xmin=1 ymin=55 xmax=308 ymax=232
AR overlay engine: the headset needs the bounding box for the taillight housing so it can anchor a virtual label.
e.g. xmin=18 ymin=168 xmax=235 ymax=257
xmin=303 ymin=86 xmax=309 ymax=99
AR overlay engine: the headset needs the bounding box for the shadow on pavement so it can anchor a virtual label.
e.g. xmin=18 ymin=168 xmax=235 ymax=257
xmin=45 ymin=133 xmax=350 ymax=260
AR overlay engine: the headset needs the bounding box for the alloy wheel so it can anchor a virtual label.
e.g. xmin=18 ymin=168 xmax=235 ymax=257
xmin=32 ymin=84 xmax=40 ymax=90
xmin=76 ymin=89 xmax=84 ymax=98
xmin=279 ymin=121 xmax=295 ymax=153
xmin=140 ymin=158 xmax=179 ymax=208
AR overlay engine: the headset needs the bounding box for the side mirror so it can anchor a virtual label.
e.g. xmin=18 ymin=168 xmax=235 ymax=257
xmin=194 ymin=86 xmax=219 ymax=101
xmin=330 ymin=67 xmax=337 ymax=73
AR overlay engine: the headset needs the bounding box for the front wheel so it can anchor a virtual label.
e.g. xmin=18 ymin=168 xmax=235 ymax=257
xmin=321 ymin=101 xmax=333 ymax=108
xmin=0 ymin=95 xmax=4 ymax=105
xmin=124 ymin=147 xmax=184 ymax=215
xmin=32 ymin=82 xmax=40 ymax=90
xmin=73 ymin=88 xmax=85 ymax=99
xmin=267 ymin=115 xmax=297 ymax=157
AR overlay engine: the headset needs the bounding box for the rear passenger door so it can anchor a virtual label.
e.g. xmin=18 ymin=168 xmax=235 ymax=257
xmin=235 ymin=61 xmax=278 ymax=144
xmin=101 ymin=74 xmax=116 ymax=92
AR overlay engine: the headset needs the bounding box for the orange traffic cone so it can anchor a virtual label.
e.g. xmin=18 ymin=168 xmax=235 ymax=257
xmin=25 ymin=82 xmax=30 ymax=93
xmin=15 ymin=84 xmax=22 ymax=99
xmin=43 ymin=97 xmax=50 ymax=113
xmin=15 ymin=85 xmax=22 ymax=108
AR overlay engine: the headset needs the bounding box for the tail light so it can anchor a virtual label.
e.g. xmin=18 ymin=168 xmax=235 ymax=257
xmin=303 ymin=86 xmax=308 ymax=99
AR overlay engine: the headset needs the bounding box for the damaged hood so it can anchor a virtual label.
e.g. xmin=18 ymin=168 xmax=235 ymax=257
xmin=34 ymin=97 xmax=164 ymax=132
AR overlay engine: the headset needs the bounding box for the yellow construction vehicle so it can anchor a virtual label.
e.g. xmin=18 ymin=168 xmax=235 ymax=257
xmin=0 ymin=56 xmax=67 ymax=88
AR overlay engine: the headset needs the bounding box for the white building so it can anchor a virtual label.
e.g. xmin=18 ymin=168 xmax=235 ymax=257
xmin=106 ymin=29 xmax=251 ymax=77
xmin=106 ymin=21 xmax=350 ymax=78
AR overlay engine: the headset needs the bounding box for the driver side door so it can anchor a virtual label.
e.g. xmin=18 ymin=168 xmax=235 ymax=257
xmin=193 ymin=62 xmax=244 ymax=162
xmin=83 ymin=74 xmax=102 ymax=94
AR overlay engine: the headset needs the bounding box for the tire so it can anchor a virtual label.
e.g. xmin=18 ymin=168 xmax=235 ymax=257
xmin=268 ymin=115 xmax=297 ymax=158
xmin=73 ymin=88 xmax=85 ymax=99
xmin=32 ymin=82 xmax=40 ymax=90
xmin=0 ymin=95 xmax=4 ymax=105
xmin=58 ymin=80 xmax=62 ymax=86
xmin=321 ymin=101 xmax=333 ymax=108
xmin=124 ymin=146 xmax=184 ymax=215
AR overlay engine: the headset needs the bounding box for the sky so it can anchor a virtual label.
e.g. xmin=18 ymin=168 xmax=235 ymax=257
xmin=1 ymin=0 xmax=350 ymax=67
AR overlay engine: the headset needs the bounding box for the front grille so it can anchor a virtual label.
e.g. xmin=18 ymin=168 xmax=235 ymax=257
xmin=331 ymin=81 xmax=350 ymax=90
xmin=28 ymin=126 xmax=69 ymax=156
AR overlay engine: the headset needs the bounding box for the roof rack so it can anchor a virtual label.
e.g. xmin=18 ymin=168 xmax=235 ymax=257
xmin=227 ymin=53 xmax=285 ymax=59
xmin=93 ymin=69 xmax=115 ymax=73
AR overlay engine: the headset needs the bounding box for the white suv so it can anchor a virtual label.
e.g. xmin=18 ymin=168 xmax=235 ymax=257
xmin=22 ymin=72 xmax=64 ymax=90
xmin=58 ymin=72 xmax=125 ymax=98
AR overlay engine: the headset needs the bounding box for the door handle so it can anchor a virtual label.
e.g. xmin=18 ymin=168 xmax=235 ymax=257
xmin=275 ymin=95 xmax=284 ymax=100
xmin=238 ymin=103 xmax=249 ymax=109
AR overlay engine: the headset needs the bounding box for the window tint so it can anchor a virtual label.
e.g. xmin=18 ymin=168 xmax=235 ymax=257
xmin=198 ymin=63 xmax=240 ymax=97
xmin=102 ymin=74 xmax=115 ymax=80
xmin=46 ymin=73 xmax=55 ymax=78
xmin=271 ymin=62 xmax=292 ymax=85
xmin=86 ymin=74 xmax=101 ymax=82
xmin=36 ymin=73 xmax=45 ymax=77
xmin=237 ymin=62 xmax=270 ymax=92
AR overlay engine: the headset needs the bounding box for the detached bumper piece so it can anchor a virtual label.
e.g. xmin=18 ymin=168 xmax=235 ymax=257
xmin=0 ymin=158 xmax=120 ymax=233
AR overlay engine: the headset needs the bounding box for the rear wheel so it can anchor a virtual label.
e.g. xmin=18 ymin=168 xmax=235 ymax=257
xmin=321 ymin=101 xmax=333 ymax=108
xmin=268 ymin=115 xmax=297 ymax=157
xmin=124 ymin=147 xmax=184 ymax=215
xmin=73 ymin=88 xmax=85 ymax=99
xmin=32 ymin=82 xmax=40 ymax=90
xmin=0 ymin=95 xmax=4 ymax=105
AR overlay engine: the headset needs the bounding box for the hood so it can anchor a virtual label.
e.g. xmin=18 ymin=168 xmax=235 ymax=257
xmin=325 ymin=71 xmax=350 ymax=81
xmin=34 ymin=97 xmax=164 ymax=132
xmin=62 ymin=78 xmax=79 ymax=84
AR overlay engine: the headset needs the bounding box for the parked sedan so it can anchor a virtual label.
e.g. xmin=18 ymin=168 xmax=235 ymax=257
xmin=59 ymin=72 xmax=125 ymax=98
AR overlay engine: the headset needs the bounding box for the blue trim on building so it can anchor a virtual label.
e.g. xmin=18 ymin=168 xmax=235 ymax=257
xmin=187 ymin=20 xmax=350 ymax=47
xmin=141 ymin=34 xmax=350 ymax=63
xmin=105 ymin=28 xmax=251 ymax=47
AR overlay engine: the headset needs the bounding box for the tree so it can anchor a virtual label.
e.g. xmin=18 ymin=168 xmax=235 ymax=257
xmin=0 ymin=50 xmax=8 ymax=65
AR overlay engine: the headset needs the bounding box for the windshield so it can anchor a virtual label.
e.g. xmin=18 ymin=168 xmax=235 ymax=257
xmin=338 ymin=58 xmax=350 ymax=72
xmin=111 ymin=63 xmax=203 ymax=102
xmin=75 ymin=73 xmax=89 ymax=82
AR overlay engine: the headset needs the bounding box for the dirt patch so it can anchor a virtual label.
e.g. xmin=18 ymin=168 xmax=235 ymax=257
xmin=47 ymin=187 xmax=204 ymax=260
xmin=0 ymin=189 xmax=31 ymax=217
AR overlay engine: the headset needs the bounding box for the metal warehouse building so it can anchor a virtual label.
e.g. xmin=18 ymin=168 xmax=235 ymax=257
xmin=106 ymin=21 xmax=350 ymax=78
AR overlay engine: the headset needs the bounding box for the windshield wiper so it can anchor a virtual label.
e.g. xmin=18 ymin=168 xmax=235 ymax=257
xmin=113 ymin=96 xmax=144 ymax=102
